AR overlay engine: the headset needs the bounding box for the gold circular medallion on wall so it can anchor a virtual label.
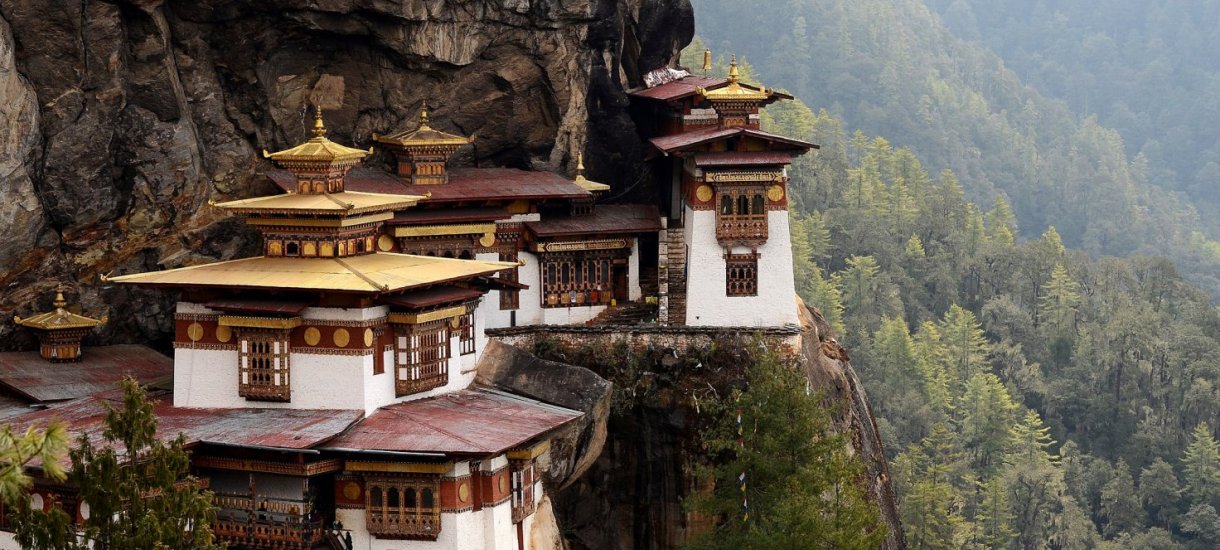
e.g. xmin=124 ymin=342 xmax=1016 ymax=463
xmin=215 ymin=325 xmax=232 ymax=343
xmin=695 ymin=184 xmax=714 ymax=202
xmin=767 ymin=184 xmax=785 ymax=202
xmin=333 ymin=328 xmax=350 ymax=348
xmin=377 ymin=234 xmax=395 ymax=252
xmin=363 ymin=328 xmax=374 ymax=347
xmin=342 ymin=481 xmax=361 ymax=501
xmin=458 ymin=482 xmax=469 ymax=503
xmin=498 ymin=474 xmax=508 ymax=494
xmin=187 ymin=322 xmax=204 ymax=342
xmin=450 ymin=316 xmax=462 ymax=329
xmin=479 ymin=232 xmax=496 ymax=248
xmin=303 ymin=327 xmax=322 ymax=346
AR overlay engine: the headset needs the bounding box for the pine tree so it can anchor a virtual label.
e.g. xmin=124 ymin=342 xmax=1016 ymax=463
xmin=1099 ymin=459 xmax=1144 ymax=539
xmin=1183 ymin=422 xmax=1220 ymax=508
xmin=974 ymin=475 xmax=1014 ymax=548
xmin=1138 ymin=458 xmax=1181 ymax=530
xmin=14 ymin=378 xmax=221 ymax=549
xmin=895 ymin=424 xmax=963 ymax=550
xmin=956 ymin=372 xmax=1017 ymax=473
xmin=0 ymin=424 xmax=67 ymax=506
xmin=1040 ymin=263 xmax=1083 ymax=333
xmin=939 ymin=304 xmax=990 ymax=381
xmin=684 ymin=348 xmax=884 ymax=549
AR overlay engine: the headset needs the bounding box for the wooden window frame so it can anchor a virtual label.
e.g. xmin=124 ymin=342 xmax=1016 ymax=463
xmin=539 ymin=251 xmax=620 ymax=308
xmin=452 ymin=311 xmax=476 ymax=356
xmin=238 ymin=329 xmax=291 ymax=402
xmin=499 ymin=252 xmax=520 ymax=310
xmin=393 ymin=320 xmax=449 ymax=397
xmin=725 ymin=252 xmax=759 ymax=297
xmin=364 ymin=477 xmax=441 ymax=540
xmin=509 ymin=460 xmax=537 ymax=524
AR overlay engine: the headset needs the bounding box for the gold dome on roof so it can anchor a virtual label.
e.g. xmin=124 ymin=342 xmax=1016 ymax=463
xmin=374 ymin=102 xmax=475 ymax=148
xmin=264 ymin=106 xmax=372 ymax=164
xmin=696 ymin=55 xmax=772 ymax=102
xmin=13 ymin=285 xmax=107 ymax=331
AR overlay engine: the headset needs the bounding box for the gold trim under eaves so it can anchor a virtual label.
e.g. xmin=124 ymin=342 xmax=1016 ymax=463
xmin=246 ymin=212 xmax=393 ymax=228
xmin=507 ymin=440 xmax=551 ymax=461
xmin=388 ymin=305 xmax=468 ymax=325
xmin=345 ymin=461 xmax=453 ymax=475
xmin=393 ymin=223 xmax=497 ymax=238
xmin=218 ymin=316 xmax=303 ymax=330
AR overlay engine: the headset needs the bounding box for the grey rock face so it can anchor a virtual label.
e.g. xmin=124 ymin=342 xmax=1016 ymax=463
xmin=0 ymin=0 xmax=692 ymax=348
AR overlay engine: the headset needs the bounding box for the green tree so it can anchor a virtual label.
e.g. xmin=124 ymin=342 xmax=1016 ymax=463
xmin=1181 ymin=503 xmax=1220 ymax=549
xmin=1139 ymin=458 xmax=1181 ymax=530
xmin=14 ymin=378 xmax=221 ymax=550
xmin=1183 ymin=422 xmax=1220 ymax=508
xmin=1099 ymin=459 xmax=1144 ymax=539
xmin=1040 ymin=263 xmax=1083 ymax=333
xmin=685 ymin=349 xmax=884 ymax=549
xmin=939 ymin=305 xmax=989 ymax=382
xmin=0 ymin=424 xmax=67 ymax=506
xmin=894 ymin=424 xmax=963 ymax=550
xmin=957 ymin=373 xmax=1018 ymax=473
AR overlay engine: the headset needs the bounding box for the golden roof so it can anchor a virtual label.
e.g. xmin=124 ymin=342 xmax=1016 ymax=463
xmin=14 ymin=286 xmax=107 ymax=331
xmin=264 ymin=106 xmax=372 ymax=164
xmin=374 ymin=102 xmax=475 ymax=148
xmin=213 ymin=191 xmax=428 ymax=217
xmin=572 ymin=154 xmax=610 ymax=193
xmin=697 ymin=55 xmax=772 ymax=102
xmin=106 ymin=253 xmax=519 ymax=294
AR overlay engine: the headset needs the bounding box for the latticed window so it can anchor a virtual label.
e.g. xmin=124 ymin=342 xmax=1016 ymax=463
xmin=365 ymin=477 xmax=441 ymax=540
xmin=540 ymin=252 xmax=618 ymax=308
xmin=453 ymin=312 xmax=475 ymax=356
xmin=715 ymin=186 xmax=768 ymax=243
xmin=499 ymin=252 xmax=520 ymax=310
xmin=510 ymin=460 xmax=537 ymax=523
xmin=394 ymin=320 xmax=449 ymax=396
xmin=238 ymin=330 xmax=291 ymax=402
xmin=725 ymin=253 xmax=759 ymax=297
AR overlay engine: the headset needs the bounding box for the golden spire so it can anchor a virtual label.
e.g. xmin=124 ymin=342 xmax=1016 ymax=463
xmin=576 ymin=152 xmax=586 ymax=175
xmin=572 ymin=151 xmax=609 ymax=193
xmin=702 ymin=48 xmax=712 ymax=73
xmin=312 ymin=104 xmax=327 ymax=138
xmin=53 ymin=284 xmax=67 ymax=311
xmin=14 ymin=286 xmax=107 ymax=331
xmin=419 ymin=100 xmax=430 ymax=126
xmin=728 ymin=55 xmax=739 ymax=83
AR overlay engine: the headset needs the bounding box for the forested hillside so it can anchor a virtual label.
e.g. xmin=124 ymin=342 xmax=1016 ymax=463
xmin=924 ymin=0 xmax=1220 ymax=227
xmin=757 ymin=97 xmax=1220 ymax=547
xmin=689 ymin=0 xmax=1220 ymax=297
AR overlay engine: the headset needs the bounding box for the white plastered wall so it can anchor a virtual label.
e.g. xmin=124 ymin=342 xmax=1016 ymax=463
xmin=682 ymin=208 xmax=799 ymax=327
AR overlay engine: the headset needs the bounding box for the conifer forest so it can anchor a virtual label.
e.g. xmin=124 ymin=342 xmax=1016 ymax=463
xmin=692 ymin=0 xmax=1220 ymax=547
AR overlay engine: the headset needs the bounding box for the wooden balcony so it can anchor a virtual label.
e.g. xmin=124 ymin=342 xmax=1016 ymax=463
xmin=212 ymin=493 xmax=323 ymax=550
xmin=715 ymin=215 xmax=768 ymax=244
xmin=366 ymin=508 xmax=441 ymax=540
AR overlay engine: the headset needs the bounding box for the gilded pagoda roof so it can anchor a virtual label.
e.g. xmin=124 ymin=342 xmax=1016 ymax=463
xmin=264 ymin=107 xmax=371 ymax=164
xmin=13 ymin=287 xmax=107 ymax=331
xmin=696 ymin=56 xmax=773 ymax=102
xmin=106 ymin=253 xmax=519 ymax=294
xmin=572 ymin=154 xmax=610 ymax=193
xmin=373 ymin=104 xmax=474 ymax=148
xmin=213 ymin=190 xmax=428 ymax=217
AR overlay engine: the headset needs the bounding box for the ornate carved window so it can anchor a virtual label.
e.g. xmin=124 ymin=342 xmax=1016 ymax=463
xmin=365 ymin=477 xmax=441 ymax=540
xmin=499 ymin=252 xmax=520 ymax=310
xmin=539 ymin=252 xmax=618 ymax=308
xmin=452 ymin=311 xmax=476 ymax=356
xmin=238 ymin=329 xmax=291 ymax=402
xmin=725 ymin=253 xmax=759 ymax=297
xmin=394 ymin=320 xmax=449 ymax=396
xmin=510 ymin=460 xmax=537 ymax=524
xmin=714 ymin=186 xmax=768 ymax=244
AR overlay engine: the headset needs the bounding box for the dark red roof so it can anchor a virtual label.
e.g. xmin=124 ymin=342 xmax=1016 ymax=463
xmin=382 ymin=286 xmax=484 ymax=309
xmin=8 ymin=390 xmax=363 ymax=465
xmin=695 ymin=152 xmax=793 ymax=167
xmin=339 ymin=167 xmax=590 ymax=203
xmin=204 ymin=299 xmax=314 ymax=316
xmin=389 ymin=207 xmax=509 ymax=226
xmin=324 ymin=388 xmax=580 ymax=455
xmin=650 ymin=127 xmax=818 ymax=154
xmin=629 ymin=75 xmax=728 ymax=101
xmin=526 ymin=204 xmax=662 ymax=238
xmin=0 ymin=345 xmax=172 ymax=403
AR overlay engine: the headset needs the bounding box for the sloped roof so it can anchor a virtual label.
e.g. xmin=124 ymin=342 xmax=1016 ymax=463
xmin=526 ymin=204 xmax=663 ymax=238
xmin=324 ymin=388 xmax=580 ymax=455
xmin=629 ymin=75 xmax=728 ymax=101
xmin=340 ymin=167 xmax=590 ymax=202
xmin=14 ymin=289 xmax=106 ymax=331
xmin=214 ymin=191 xmax=425 ymax=217
xmin=650 ymin=127 xmax=818 ymax=154
xmin=0 ymin=345 xmax=171 ymax=403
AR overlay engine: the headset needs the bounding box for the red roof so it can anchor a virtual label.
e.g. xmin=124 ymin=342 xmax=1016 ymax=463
xmin=324 ymin=388 xmax=580 ymax=455
xmin=389 ymin=207 xmax=509 ymax=226
xmin=629 ymin=75 xmax=728 ymax=101
xmin=526 ymin=204 xmax=662 ymax=238
xmin=695 ymin=152 xmax=793 ymax=167
xmin=8 ymin=389 xmax=363 ymax=465
xmin=0 ymin=345 xmax=172 ymax=403
xmin=204 ymin=299 xmax=314 ymax=316
xmin=336 ymin=167 xmax=590 ymax=203
xmin=650 ymin=127 xmax=818 ymax=154
xmin=382 ymin=286 xmax=484 ymax=309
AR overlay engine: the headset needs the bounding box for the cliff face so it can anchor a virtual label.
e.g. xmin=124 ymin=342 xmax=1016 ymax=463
xmin=0 ymin=0 xmax=692 ymax=349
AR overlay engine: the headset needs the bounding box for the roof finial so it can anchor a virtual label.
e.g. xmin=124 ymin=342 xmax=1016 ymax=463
xmin=728 ymin=54 xmax=739 ymax=83
xmin=52 ymin=284 xmax=66 ymax=311
xmin=311 ymin=104 xmax=327 ymax=138
xmin=576 ymin=152 xmax=586 ymax=176
xmin=702 ymin=48 xmax=712 ymax=73
xmin=419 ymin=100 xmax=430 ymax=126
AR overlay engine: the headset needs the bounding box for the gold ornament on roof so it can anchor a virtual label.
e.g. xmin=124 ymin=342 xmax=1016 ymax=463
xmin=373 ymin=101 xmax=476 ymax=148
xmin=263 ymin=105 xmax=372 ymax=164
xmin=572 ymin=153 xmax=610 ymax=193
xmin=702 ymin=48 xmax=712 ymax=73
xmin=695 ymin=54 xmax=773 ymax=102
xmin=13 ymin=285 xmax=108 ymax=331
